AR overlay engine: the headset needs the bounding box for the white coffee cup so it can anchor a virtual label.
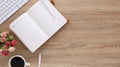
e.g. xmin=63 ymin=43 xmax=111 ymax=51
xmin=8 ymin=55 xmax=30 ymax=67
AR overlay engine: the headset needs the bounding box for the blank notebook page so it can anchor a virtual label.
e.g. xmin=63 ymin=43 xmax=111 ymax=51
xmin=27 ymin=0 xmax=67 ymax=37
xmin=10 ymin=13 xmax=49 ymax=52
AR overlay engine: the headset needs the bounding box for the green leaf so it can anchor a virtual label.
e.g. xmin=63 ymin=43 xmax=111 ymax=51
xmin=6 ymin=33 xmax=9 ymax=38
xmin=9 ymin=36 xmax=14 ymax=41
xmin=0 ymin=42 xmax=2 ymax=44
xmin=0 ymin=46 xmax=2 ymax=49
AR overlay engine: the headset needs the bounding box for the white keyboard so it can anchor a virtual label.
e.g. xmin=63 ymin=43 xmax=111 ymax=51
xmin=0 ymin=0 xmax=29 ymax=25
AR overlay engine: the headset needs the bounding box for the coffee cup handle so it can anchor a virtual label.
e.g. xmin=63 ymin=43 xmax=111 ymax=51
xmin=26 ymin=62 xmax=31 ymax=66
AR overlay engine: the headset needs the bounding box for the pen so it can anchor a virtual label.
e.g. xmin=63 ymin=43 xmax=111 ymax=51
xmin=38 ymin=53 xmax=41 ymax=67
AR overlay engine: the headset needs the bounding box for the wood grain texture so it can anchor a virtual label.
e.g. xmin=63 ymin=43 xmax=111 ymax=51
xmin=1 ymin=0 xmax=120 ymax=67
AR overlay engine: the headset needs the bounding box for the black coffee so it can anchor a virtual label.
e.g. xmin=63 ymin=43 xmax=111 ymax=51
xmin=10 ymin=57 xmax=25 ymax=67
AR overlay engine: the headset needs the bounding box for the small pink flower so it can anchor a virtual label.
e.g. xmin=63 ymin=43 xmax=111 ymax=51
xmin=11 ymin=40 xmax=17 ymax=46
xmin=1 ymin=50 xmax=9 ymax=56
xmin=1 ymin=38 xmax=6 ymax=42
xmin=8 ymin=47 xmax=16 ymax=52
xmin=1 ymin=32 xmax=7 ymax=38
xmin=5 ymin=41 xmax=11 ymax=47
xmin=0 ymin=49 xmax=2 ymax=53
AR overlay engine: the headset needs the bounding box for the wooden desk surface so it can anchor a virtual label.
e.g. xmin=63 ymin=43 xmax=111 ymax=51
xmin=1 ymin=0 xmax=120 ymax=67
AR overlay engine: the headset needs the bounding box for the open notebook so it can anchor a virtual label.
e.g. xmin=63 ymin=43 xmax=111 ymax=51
xmin=9 ymin=0 xmax=67 ymax=53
